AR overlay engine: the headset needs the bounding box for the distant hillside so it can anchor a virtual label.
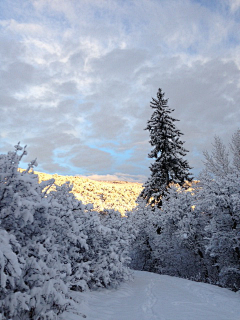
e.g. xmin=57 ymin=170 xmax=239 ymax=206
xmin=33 ymin=170 xmax=143 ymax=215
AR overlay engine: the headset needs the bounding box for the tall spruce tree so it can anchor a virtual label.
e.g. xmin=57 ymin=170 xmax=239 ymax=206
xmin=140 ymin=88 xmax=192 ymax=207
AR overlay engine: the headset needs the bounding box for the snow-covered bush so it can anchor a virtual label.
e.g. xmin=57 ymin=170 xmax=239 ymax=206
xmin=131 ymin=131 xmax=240 ymax=291
xmin=0 ymin=229 xmax=28 ymax=319
xmin=150 ymin=185 xmax=211 ymax=281
xmin=0 ymin=144 xmax=73 ymax=319
xmin=47 ymin=185 xmax=133 ymax=290
xmin=0 ymin=144 xmax=133 ymax=319
xmin=131 ymin=185 xmax=209 ymax=281
xmin=129 ymin=200 xmax=156 ymax=271
xmin=198 ymin=131 xmax=240 ymax=290
xmin=198 ymin=171 xmax=240 ymax=290
xmin=97 ymin=209 xmax=135 ymax=287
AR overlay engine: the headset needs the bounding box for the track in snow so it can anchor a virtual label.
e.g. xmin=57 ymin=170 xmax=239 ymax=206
xmin=62 ymin=271 xmax=240 ymax=320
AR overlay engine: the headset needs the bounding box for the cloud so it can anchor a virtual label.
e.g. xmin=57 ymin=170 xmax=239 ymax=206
xmin=69 ymin=145 xmax=113 ymax=174
xmin=228 ymin=0 xmax=240 ymax=12
xmin=0 ymin=0 xmax=240 ymax=181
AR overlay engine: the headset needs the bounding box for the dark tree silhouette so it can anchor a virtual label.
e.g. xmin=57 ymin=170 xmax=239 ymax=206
xmin=140 ymin=88 xmax=192 ymax=207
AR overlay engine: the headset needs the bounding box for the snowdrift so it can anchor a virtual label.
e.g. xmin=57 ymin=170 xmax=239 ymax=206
xmin=63 ymin=270 xmax=240 ymax=320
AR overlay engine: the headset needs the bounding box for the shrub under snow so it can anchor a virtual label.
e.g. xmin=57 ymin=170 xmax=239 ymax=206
xmin=131 ymin=131 xmax=240 ymax=291
xmin=0 ymin=144 xmax=133 ymax=319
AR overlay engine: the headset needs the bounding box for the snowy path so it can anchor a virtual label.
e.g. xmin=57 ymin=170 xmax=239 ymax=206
xmin=62 ymin=271 xmax=240 ymax=320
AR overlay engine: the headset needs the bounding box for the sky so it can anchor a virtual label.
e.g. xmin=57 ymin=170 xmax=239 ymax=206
xmin=0 ymin=0 xmax=240 ymax=182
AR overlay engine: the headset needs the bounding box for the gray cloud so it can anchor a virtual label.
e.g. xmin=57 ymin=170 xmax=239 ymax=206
xmin=91 ymin=48 xmax=148 ymax=79
xmin=0 ymin=0 xmax=240 ymax=181
xmin=70 ymin=146 xmax=113 ymax=173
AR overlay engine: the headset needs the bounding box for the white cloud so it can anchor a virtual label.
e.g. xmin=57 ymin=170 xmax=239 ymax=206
xmin=1 ymin=19 xmax=45 ymax=35
xmin=228 ymin=0 xmax=240 ymax=12
xmin=0 ymin=0 xmax=240 ymax=180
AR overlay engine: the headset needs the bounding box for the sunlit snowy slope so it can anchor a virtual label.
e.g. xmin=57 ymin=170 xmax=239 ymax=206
xmin=62 ymin=271 xmax=240 ymax=320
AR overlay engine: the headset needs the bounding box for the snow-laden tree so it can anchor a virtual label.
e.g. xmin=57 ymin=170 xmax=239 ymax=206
xmin=0 ymin=144 xmax=133 ymax=319
xmin=129 ymin=199 xmax=157 ymax=271
xmin=0 ymin=229 xmax=28 ymax=319
xmin=198 ymin=133 xmax=240 ymax=290
xmin=131 ymin=183 xmax=217 ymax=284
xmin=149 ymin=184 xmax=211 ymax=281
xmin=45 ymin=182 xmax=90 ymax=292
xmin=203 ymin=136 xmax=231 ymax=178
xmin=0 ymin=144 xmax=73 ymax=319
xmin=132 ymin=131 xmax=240 ymax=290
xmin=99 ymin=210 xmax=135 ymax=283
xmin=140 ymin=88 xmax=192 ymax=207
xmin=230 ymin=129 xmax=240 ymax=172
xmin=203 ymin=130 xmax=240 ymax=177
xmin=84 ymin=209 xmax=134 ymax=289
xmin=198 ymin=172 xmax=240 ymax=290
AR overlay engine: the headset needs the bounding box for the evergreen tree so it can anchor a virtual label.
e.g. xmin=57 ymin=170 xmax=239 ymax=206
xmin=140 ymin=88 xmax=192 ymax=206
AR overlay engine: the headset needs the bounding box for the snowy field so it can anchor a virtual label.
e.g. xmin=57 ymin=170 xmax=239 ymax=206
xmin=62 ymin=271 xmax=240 ymax=320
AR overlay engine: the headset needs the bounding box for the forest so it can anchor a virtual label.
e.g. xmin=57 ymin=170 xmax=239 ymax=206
xmin=0 ymin=89 xmax=239 ymax=319
xmin=30 ymin=170 xmax=143 ymax=216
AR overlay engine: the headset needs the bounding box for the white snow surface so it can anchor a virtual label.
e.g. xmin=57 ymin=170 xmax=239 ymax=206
xmin=62 ymin=271 xmax=240 ymax=320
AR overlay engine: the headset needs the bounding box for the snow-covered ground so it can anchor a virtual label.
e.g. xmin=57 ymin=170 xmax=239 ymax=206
xmin=62 ymin=270 xmax=240 ymax=320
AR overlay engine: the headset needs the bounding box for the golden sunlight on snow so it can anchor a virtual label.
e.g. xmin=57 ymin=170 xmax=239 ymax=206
xmin=33 ymin=170 xmax=143 ymax=215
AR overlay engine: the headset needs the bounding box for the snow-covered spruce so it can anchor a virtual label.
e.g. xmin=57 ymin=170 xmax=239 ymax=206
xmin=139 ymin=88 xmax=192 ymax=207
xmin=0 ymin=144 xmax=133 ymax=320
xmin=131 ymin=131 xmax=240 ymax=291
